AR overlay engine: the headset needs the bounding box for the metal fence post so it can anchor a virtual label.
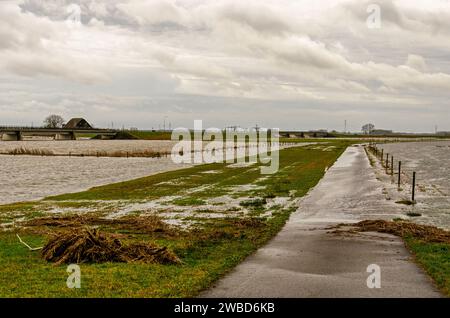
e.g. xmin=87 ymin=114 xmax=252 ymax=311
xmin=391 ymin=156 xmax=394 ymax=175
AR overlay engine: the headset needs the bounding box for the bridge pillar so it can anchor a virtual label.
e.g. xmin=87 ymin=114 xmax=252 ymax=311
xmin=1 ymin=132 xmax=21 ymax=141
xmin=55 ymin=132 xmax=76 ymax=141
xmin=99 ymin=134 xmax=115 ymax=140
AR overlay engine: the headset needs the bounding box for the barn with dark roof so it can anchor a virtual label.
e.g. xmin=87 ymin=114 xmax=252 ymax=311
xmin=64 ymin=118 xmax=93 ymax=129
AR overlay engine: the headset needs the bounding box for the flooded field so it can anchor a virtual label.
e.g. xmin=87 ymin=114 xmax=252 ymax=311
xmin=0 ymin=155 xmax=191 ymax=205
xmin=378 ymin=140 xmax=450 ymax=229
xmin=0 ymin=140 xmax=301 ymax=205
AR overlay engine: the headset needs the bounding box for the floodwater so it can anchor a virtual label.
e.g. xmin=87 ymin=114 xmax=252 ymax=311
xmin=0 ymin=140 xmax=297 ymax=205
xmin=0 ymin=139 xmax=189 ymax=205
xmin=0 ymin=155 xmax=191 ymax=205
xmin=379 ymin=141 xmax=450 ymax=229
xmin=0 ymin=139 xmax=190 ymax=205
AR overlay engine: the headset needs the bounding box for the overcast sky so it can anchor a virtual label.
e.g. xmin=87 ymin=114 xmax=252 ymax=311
xmin=1 ymin=0 xmax=449 ymax=132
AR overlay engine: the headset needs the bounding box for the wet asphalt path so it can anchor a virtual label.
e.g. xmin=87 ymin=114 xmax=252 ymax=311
xmin=200 ymin=145 xmax=442 ymax=297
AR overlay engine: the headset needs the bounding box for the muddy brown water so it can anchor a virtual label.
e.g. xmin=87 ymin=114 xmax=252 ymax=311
xmin=0 ymin=155 xmax=191 ymax=205
xmin=0 ymin=140 xmax=303 ymax=205
xmin=379 ymin=140 xmax=450 ymax=229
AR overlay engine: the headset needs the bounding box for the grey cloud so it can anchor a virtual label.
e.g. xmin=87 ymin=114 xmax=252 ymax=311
xmin=20 ymin=0 xmax=134 ymax=26
xmin=1 ymin=0 xmax=449 ymax=132
xmin=216 ymin=3 xmax=292 ymax=35
xmin=342 ymin=0 xmax=450 ymax=35
xmin=0 ymin=2 xmax=109 ymax=82
xmin=343 ymin=0 xmax=406 ymax=28
xmin=406 ymin=54 xmax=428 ymax=72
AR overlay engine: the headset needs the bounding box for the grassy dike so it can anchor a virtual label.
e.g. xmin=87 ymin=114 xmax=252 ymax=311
xmin=0 ymin=141 xmax=352 ymax=297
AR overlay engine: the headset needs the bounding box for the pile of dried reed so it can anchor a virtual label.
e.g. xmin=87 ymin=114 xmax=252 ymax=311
xmin=351 ymin=220 xmax=450 ymax=243
xmin=41 ymin=228 xmax=181 ymax=265
xmin=6 ymin=147 xmax=54 ymax=156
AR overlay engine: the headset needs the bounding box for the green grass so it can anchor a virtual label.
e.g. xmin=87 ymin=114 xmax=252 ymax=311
xmin=125 ymin=130 xmax=342 ymax=142
xmin=78 ymin=130 xmax=173 ymax=140
xmin=406 ymin=212 xmax=422 ymax=217
xmin=131 ymin=130 xmax=328 ymax=142
xmin=172 ymin=198 xmax=206 ymax=206
xmin=0 ymin=141 xmax=353 ymax=297
xmin=0 ymin=214 xmax=291 ymax=297
xmin=128 ymin=131 xmax=173 ymax=140
xmin=239 ymin=198 xmax=267 ymax=208
xmin=405 ymin=237 xmax=450 ymax=296
xmin=46 ymin=144 xmax=347 ymax=202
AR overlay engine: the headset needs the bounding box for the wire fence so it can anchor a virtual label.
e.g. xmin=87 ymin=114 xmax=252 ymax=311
xmin=367 ymin=142 xmax=418 ymax=202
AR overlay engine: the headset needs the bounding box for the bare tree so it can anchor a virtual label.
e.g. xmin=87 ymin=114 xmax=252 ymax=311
xmin=362 ymin=123 xmax=375 ymax=135
xmin=43 ymin=115 xmax=65 ymax=128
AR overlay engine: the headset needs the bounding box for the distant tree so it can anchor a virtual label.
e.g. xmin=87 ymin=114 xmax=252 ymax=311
xmin=362 ymin=123 xmax=375 ymax=135
xmin=43 ymin=115 xmax=65 ymax=128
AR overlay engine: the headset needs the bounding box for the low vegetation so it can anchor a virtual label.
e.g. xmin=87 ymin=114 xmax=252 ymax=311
xmin=0 ymin=148 xmax=169 ymax=158
xmin=396 ymin=200 xmax=415 ymax=206
xmin=0 ymin=141 xmax=352 ymax=297
xmin=405 ymin=237 xmax=450 ymax=296
xmin=127 ymin=130 xmax=173 ymax=140
xmin=3 ymin=147 xmax=55 ymax=156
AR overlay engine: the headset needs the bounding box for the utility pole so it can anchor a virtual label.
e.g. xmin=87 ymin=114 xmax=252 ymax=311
xmin=344 ymin=120 xmax=347 ymax=133
xmin=163 ymin=116 xmax=168 ymax=131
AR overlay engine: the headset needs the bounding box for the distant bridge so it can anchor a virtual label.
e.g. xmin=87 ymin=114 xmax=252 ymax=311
xmin=279 ymin=130 xmax=330 ymax=138
xmin=0 ymin=126 xmax=118 ymax=141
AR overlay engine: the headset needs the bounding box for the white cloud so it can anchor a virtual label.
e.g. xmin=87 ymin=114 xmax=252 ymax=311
xmin=116 ymin=0 xmax=188 ymax=27
xmin=0 ymin=2 xmax=109 ymax=83
xmin=406 ymin=54 xmax=427 ymax=72
xmin=0 ymin=0 xmax=449 ymax=131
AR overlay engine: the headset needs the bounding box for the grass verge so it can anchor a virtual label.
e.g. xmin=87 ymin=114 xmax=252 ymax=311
xmin=405 ymin=237 xmax=449 ymax=296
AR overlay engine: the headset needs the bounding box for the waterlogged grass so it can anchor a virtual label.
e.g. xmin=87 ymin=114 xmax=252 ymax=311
xmin=239 ymin=198 xmax=267 ymax=208
xmin=46 ymin=144 xmax=344 ymax=202
xmin=0 ymin=141 xmax=352 ymax=297
xmin=172 ymin=197 xmax=207 ymax=206
xmin=46 ymin=163 xmax=227 ymax=201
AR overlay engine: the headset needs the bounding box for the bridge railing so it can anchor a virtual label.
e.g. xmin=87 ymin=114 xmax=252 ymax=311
xmin=0 ymin=126 xmax=44 ymax=130
xmin=0 ymin=126 xmax=117 ymax=131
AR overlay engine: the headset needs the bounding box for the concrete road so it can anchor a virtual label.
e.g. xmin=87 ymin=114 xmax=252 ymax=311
xmin=200 ymin=145 xmax=442 ymax=297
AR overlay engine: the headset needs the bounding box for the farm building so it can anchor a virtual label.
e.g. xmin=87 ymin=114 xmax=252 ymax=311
xmin=64 ymin=118 xmax=93 ymax=129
